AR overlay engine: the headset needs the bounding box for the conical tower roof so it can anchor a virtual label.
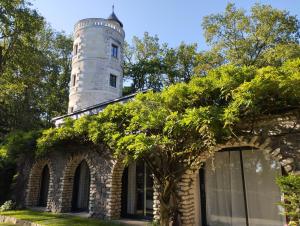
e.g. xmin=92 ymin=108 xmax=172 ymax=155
xmin=107 ymin=5 xmax=123 ymax=27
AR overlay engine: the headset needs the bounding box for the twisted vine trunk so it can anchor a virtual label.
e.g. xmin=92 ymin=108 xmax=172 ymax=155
xmin=159 ymin=180 xmax=181 ymax=226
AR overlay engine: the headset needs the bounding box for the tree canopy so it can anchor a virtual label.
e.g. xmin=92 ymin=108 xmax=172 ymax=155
xmin=124 ymin=3 xmax=300 ymax=94
xmin=0 ymin=0 xmax=72 ymax=138
xmin=0 ymin=0 xmax=72 ymax=203
xmin=202 ymin=3 xmax=300 ymax=67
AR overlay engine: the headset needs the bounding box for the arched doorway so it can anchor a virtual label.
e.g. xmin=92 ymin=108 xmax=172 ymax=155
xmin=38 ymin=165 xmax=50 ymax=207
xmin=71 ymin=160 xmax=90 ymax=212
xmin=199 ymin=147 xmax=286 ymax=226
xmin=26 ymin=160 xmax=53 ymax=208
xmin=121 ymin=161 xmax=154 ymax=219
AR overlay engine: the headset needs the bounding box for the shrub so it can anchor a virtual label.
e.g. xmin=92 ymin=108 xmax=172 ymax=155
xmin=0 ymin=200 xmax=16 ymax=212
xmin=276 ymin=174 xmax=300 ymax=226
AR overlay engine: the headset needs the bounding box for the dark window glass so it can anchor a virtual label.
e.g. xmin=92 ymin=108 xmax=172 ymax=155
xmin=110 ymin=74 xmax=117 ymax=87
xmin=121 ymin=161 xmax=153 ymax=219
xmin=74 ymin=44 xmax=78 ymax=55
xmin=71 ymin=160 xmax=90 ymax=211
xmin=72 ymin=74 xmax=76 ymax=87
xmin=112 ymin=44 xmax=118 ymax=58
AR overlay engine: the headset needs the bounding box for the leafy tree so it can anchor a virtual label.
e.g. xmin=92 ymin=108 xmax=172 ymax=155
xmin=0 ymin=0 xmax=44 ymax=73
xmin=0 ymin=0 xmax=72 ymax=138
xmin=0 ymin=0 xmax=44 ymax=136
xmin=0 ymin=0 xmax=72 ymax=203
xmin=193 ymin=49 xmax=224 ymax=76
xmin=202 ymin=3 xmax=300 ymax=67
xmin=36 ymin=27 xmax=72 ymax=124
xmin=163 ymin=43 xmax=199 ymax=84
xmin=124 ymin=33 xmax=201 ymax=92
xmin=124 ymin=32 xmax=164 ymax=92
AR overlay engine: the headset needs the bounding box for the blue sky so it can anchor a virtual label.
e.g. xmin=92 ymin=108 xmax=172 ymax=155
xmin=32 ymin=0 xmax=300 ymax=50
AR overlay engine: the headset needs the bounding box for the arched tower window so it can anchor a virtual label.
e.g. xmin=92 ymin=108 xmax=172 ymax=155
xmin=71 ymin=160 xmax=90 ymax=212
xmin=38 ymin=165 xmax=50 ymax=207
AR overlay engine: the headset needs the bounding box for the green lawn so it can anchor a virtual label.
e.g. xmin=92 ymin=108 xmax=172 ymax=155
xmin=0 ymin=210 xmax=124 ymax=226
xmin=0 ymin=224 xmax=16 ymax=226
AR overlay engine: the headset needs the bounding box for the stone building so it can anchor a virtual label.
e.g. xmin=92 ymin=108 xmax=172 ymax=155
xmin=22 ymin=10 xmax=300 ymax=226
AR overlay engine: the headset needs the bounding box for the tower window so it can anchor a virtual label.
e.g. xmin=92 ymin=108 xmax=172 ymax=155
xmin=74 ymin=44 xmax=78 ymax=55
xmin=110 ymin=74 xmax=117 ymax=87
xmin=72 ymin=74 xmax=76 ymax=86
xmin=111 ymin=44 xmax=118 ymax=58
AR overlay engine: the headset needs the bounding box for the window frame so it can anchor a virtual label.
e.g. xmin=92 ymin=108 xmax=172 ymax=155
xmin=110 ymin=74 xmax=117 ymax=88
xmin=111 ymin=44 xmax=118 ymax=58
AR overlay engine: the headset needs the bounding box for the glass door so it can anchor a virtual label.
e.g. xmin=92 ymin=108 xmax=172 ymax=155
xmin=136 ymin=161 xmax=153 ymax=218
xmin=201 ymin=148 xmax=286 ymax=226
xmin=121 ymin=161 xmax=153 ymax=219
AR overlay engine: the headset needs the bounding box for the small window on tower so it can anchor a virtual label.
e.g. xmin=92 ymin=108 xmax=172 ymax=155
xmin=111 ymin=44 xmax=118 ymax=58
xmin=72 ymin=74 xmax=76 ymax=86
xmin=74 ymin=44 xmax=78 ymax=55
xmin=110 ymin=74 xmax=117 ymax=87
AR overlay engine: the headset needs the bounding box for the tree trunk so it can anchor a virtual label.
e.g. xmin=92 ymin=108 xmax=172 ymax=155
xmin=159 ymin=180 xmax=181 ymax=226
xmin=160 ymin=195 xmax=171 ymax=226
xmin=0 ymin=46 xmax=3 ymax=73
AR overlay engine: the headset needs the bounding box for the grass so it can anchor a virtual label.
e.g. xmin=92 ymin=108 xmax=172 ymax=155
xmin=0 ymin=224 xmax=16 ymax=226
xmin=0 ymin=210 xmax=124 ymax=226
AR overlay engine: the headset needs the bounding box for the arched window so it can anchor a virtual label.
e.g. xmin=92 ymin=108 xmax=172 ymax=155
xmin=200 ymin=147 xmax=286 ymax=226
xmin=71 ymin=160 xmax=90 ymax=212
xmin=38 ymin=165 xmax=50 ymax=207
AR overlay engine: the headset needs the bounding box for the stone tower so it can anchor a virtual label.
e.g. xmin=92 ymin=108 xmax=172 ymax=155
xmin=68 ymin=8 xmax=125 ymax=113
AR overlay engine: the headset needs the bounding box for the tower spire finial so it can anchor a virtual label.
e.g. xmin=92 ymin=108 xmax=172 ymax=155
xmin=112 ymin=4 xmax=114 ymax=13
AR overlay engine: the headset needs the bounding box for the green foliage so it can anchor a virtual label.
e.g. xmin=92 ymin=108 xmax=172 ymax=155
xmin=125 ymin=3 xmax=300 ymax=94
xmin=0 ymin=131 xmax=41 ymax=161
xmin=38 ymin=59 xmax=300 ymax=161
xmin=276 ymin=174 xmax=300 ymax=225
xmin=124 ymin=33 xmax=201 ymax=92
xmin=202 ymin=3 xmax=300 ymax=67
xmin=0 ymin=0 xmax=72 ymax=138
xmin=0 ymin=130 xmax=40 ymax=203
xmin=0 ymin=200 xmax=15 ymax=212
xmin=37 ymin=59 xmax=300 ymax=225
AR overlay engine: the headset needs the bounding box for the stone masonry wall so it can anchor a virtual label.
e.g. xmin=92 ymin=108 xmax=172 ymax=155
xmin=24 ymin=114 xmax=300 ymax=225
xmin=25 ymin=147 xmax=116 ymax=218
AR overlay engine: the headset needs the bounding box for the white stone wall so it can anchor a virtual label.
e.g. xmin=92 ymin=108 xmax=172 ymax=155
xmin=68 ymin=18 xmax=125 ymax=113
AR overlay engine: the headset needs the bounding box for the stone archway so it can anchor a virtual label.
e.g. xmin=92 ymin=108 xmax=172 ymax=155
xmin=60 ymin=154 xmax=95 ymax=213
xmin=176 ymin=135 xmax=297 ymax=226
xmin=213 ymin=136 xmax=295 ymax=172
xmin=26 ymin=159 xmax=54 ymax=209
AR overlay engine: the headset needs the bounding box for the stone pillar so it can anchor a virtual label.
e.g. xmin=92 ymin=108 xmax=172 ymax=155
xmin=177 ymin=170 xmax=197 ymax=226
